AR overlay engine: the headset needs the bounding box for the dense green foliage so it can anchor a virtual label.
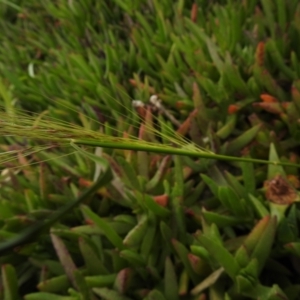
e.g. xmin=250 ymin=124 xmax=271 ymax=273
xmin=0 ymin=0 xmax=300 ymax=299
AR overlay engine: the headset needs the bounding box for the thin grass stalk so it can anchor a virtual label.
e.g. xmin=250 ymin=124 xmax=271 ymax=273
xmin=71 ymin=140 xmax=298 ymax=168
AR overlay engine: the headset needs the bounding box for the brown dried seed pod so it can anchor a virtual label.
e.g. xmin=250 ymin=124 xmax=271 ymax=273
xmin=264 ymin=175 xmax=298 ymax=205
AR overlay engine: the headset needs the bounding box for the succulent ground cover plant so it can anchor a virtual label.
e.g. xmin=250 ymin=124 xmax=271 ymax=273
xmin=0 ymin=0 xmax=300 ymax=299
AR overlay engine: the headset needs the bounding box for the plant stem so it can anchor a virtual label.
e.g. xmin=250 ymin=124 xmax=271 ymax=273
xmin=72 ymin=139 xmax=300 ymax=168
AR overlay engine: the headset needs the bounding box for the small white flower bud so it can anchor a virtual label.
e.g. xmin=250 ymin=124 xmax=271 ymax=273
xmin=132 ymin=100 xmax=145 ymax=108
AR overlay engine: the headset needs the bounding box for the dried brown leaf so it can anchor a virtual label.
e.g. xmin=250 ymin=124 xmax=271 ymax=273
xmin=264 ymin=175 xmax=297 ymax=205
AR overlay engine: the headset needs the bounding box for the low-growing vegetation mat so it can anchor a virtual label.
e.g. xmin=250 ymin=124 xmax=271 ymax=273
xmin=0 ymin=1 xmax=300 ymax=299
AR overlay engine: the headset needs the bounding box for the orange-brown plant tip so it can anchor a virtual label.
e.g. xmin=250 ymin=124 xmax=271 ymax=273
xmin=135 ymin=106 xmax=147 ymax=119
xmin=78 ymin=178 xmax=92 ymax=188
xmin=184 ymin=208 xmax=194 ymax=216
xmin=85 ymin=219 xmax=94 ymax=225
xmin=176 ymin=113 xmax=193 ymax=136
xmin=227 ymin=104 xmax=239 ymax=114
xmin=191 ymin=3 xmax=198 ymax=22
xmin=289 ymin=152 xmax=298 ymax=163
xmin=153 ymin=194 xmax=168 ymax=207
xmin=260 ymin=94 xmax=278 ymax=103
xmin=264 ymin=174 xmax=298 ymax=205
xmin=281 ymin=102 xmax=290 ymax=110
xmin=252 ymin=102 xmax=282 ymax=114
xmin=138 ymin=123 xmax=146 ymax=140
xmin=175 ymin=101 xmax=187 ymax=109
xmin=255 ymin=41 xmax=265 ymax=66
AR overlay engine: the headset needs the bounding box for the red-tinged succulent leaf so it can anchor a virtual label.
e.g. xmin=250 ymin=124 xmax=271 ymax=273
xmin=153 ymin=194 xmax=169 ymax=207
xmin=176 ymin=109 xmax=198 ymax=136
xmin=242 ymin=216 xmax=277 ymax=273
xmin=114 ymin=268 xmax=134 ymax=294
xmin=190 ymin=3 xmax=198 ymax=22
xmin=252 ymin=102 xmax=283 ymax=114
xmin=255 ymin=42 xmax=265 ymax=66
xmin=227 ymin=104 xmax=239 ymax=114
xmin=260 ymin=93 xmax=278 ymax=103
